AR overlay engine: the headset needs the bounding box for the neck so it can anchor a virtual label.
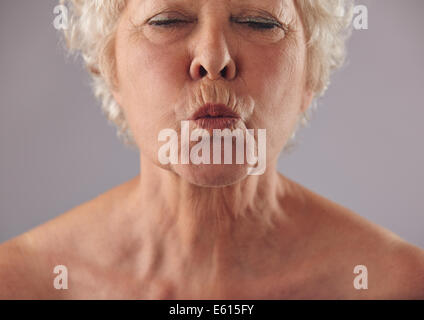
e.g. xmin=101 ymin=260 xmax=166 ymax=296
xmin=137 ymin=156 xmax=285 ymax=231
xmin=120 ymin=155 xmax=290 ymax=296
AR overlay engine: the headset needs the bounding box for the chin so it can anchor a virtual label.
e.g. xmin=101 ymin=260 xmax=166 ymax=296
xmin=173 ymin=163 xmax=250 ymax=187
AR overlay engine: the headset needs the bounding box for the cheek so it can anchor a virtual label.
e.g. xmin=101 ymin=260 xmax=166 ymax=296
xmin=241 ymin=42 xmax=306 ymax=154
xmin=245 ymin=42 xmax=305 ymax=119
xmin=115 ymin=40 xmax=188 ymax=142
xmin=122 ymin=43 xmax=185 ymax=110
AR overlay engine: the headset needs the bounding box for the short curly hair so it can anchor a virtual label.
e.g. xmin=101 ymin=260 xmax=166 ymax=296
xmin=60 ymin=0 xmax=354 ymax=148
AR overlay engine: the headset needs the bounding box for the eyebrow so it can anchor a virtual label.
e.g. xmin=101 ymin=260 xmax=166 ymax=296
xmin=139 ymin=0 xmax=287 ymax=10
xmin=135 ymin=0 xmax=290 ymax=22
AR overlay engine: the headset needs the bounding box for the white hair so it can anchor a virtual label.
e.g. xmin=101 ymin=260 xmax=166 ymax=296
xmin=60 ymin=0 xmax=354 ymax=148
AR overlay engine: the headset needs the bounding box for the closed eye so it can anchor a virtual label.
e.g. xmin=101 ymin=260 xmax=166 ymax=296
xmin=148 ymin=18 xmax=283 ymax=31
xmin=148 ymin=19 xmax=190 ymax=27
xmin=237 ymin=20 xmax=280 ymax=30
xmin=231 ymin=15 xmax=285 ymax=31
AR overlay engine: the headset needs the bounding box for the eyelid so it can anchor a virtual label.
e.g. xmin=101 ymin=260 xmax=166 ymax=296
xmin=148 ymin=18 xmax=188 ymax=26
xmin=147 ymin=11 xmax=195 ymax=23
xmin=234 ymin=16 xmax=280 ymax=24
xmin=232 ymin=16 xmax=283 ymax=29
xmin=144 ymin=10 xmax=290 ymax=32
xmin=232 ymin=15 xmax=290 ymax=33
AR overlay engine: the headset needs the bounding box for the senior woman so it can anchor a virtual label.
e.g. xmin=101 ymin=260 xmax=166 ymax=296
xmin=1 ymin=0 xmax=423 ymax=299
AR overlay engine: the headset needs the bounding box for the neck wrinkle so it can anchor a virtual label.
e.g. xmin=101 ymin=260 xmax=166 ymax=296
xmin=137 ymin=156 xmax=283 ymax=234
xmin=125 ymin=156 xmax=288 ymax=288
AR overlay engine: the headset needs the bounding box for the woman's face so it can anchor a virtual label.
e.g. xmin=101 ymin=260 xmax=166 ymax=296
xmin=113 ymin=0 xmax=313 ymax=186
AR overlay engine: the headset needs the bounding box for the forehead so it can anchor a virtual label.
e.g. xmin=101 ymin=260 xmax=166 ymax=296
xmin=126 ymin=0 xmax=296 ymax=24
xmin=129 ymin=0 xmax=291 ymax=14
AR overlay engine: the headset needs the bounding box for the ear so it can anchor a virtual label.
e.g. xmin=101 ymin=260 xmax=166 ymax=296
xmin=111 ymin=84 xmax=123 ymax=107
xmin=108 ymin=58 xmax=123 ymax=106
xmin=110 ymin=63 xmax=124 ymax=106
xmin=101 ymin=34 xmax=123 ymax=106
xmin=300 ymin=87 xmax=315 ymax=114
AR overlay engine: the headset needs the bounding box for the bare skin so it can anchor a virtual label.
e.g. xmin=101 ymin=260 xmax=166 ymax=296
xmin=0 ymin=161 xmax=423 ymax=299
xmin=1 ymin=0 xmax=423 ymax=299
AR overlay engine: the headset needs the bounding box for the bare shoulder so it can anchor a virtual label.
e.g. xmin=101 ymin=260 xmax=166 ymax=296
xmin=0 ymin=208 xmax=87 ymax=299
xmin=387 ymin=241 xmax=424 ymax=298
xmin=280 ymin=175 xmax=424 ymax=299
xmin=0 ymin=177 xmax=139 ymax=299
xmin=0 ymin=235 xmax=38 ymax=299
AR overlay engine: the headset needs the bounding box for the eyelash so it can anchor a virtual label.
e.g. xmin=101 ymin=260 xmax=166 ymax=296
xmin=148 ymin=18 xmax=283 ymax=31
xmin=236 ymin=20 xmax=281 ymax=30
xmin=148 ymin=19 xmax=188 ymax=27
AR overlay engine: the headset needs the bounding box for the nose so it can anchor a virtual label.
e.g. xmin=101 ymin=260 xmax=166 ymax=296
xmin=189 ymin=22 xmax=237 ymax=81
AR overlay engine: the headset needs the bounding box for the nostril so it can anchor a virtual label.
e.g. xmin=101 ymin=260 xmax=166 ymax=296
xmin=196 ymin=65 xmax=230 ymax=80
xmin=199 ymin=66 xmax=207 ymax=77
xmin=220 ymin=66 xmax=227 ymax=78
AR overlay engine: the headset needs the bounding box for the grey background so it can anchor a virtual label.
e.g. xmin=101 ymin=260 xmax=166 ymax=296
xmin=1 ymin=1 xmax=423 ymax=247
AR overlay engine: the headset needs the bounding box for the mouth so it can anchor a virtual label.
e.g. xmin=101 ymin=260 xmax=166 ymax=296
xmin=189 ymin=103 xmax=241 ymax=130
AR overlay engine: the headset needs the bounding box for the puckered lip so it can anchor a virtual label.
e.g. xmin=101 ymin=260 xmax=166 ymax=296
xmin=189 ymin=103 xmax=241 ymax=121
